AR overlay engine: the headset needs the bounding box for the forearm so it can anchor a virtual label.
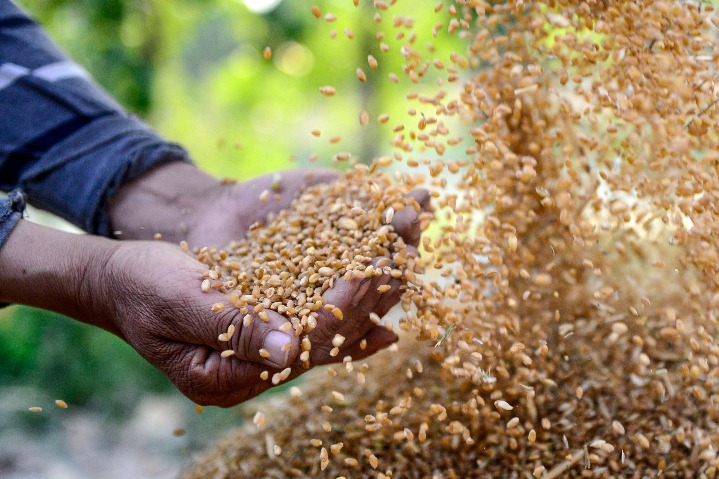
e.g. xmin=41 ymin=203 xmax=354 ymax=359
xmin=0 ymin=220 xmax=119 ymax=334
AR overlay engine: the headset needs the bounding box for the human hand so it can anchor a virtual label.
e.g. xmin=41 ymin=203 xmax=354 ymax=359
xmin=93 ymin=240 xmax=303 ymax=406
xmin=99 ymin=187 xmax=429 ymax=405
xmin=107 ymin=162 xmax=431 ymax=403
xmin=109 ymin=162 xmax=339 ymax=248
xmin=0 ymin=176 xmax=429 ymax=407
xmin=0 ymin=219 xmax=304 ymax=406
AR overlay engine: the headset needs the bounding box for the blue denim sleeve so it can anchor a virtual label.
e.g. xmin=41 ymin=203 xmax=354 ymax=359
xmin=0 ymin=1 xmax=192 ymax=240
xmin=0 ymin=189 xmax=24 ymax=246
xmin=0 ymin=189 xmax=25 ymax=308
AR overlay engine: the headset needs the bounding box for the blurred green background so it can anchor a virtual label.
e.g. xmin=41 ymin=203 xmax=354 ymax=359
xmin=1 ymin=0 xmax=462 ymax=432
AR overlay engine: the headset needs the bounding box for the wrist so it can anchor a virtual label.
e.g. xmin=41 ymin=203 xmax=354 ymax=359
xmin=0 ymin=220 xmax=121 ymax=334
xmin=108 ymin=161 xmax=222 ymax=243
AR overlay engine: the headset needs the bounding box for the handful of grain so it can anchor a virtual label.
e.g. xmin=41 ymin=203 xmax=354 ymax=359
xmin=186 ymin=0 xmax=719 ymax=476
xmin=197 ymin=168 xmax=428 ymax=371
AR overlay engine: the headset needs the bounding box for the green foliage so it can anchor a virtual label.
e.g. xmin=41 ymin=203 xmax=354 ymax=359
xmin=18 ymin=0 xmax=463 ymax=179
xmin=20 ymin=0 xmax=157 ymax=114
xmin=0 ymin=306 xmax=172 ymax=414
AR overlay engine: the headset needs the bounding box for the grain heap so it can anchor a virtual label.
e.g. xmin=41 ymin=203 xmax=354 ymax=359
xmin=185 ymin=0 xmax=719 ymax=477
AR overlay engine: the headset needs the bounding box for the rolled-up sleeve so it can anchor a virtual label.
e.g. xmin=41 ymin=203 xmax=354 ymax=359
xmin=0 ymin=188 xmax=24 ymax=246
xmin=0 ymin=0 xmax=191 ymax=240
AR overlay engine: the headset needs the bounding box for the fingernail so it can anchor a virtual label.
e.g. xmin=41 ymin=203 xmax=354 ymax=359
xmin=352 ymin=278 xmax=373 ymax=307
xmin=263 ymin=330 xmax=292 ymax=366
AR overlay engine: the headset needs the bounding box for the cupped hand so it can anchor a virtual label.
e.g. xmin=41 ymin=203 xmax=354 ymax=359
xmin=97 ymin=240 xmax=302 ymax=406
xmin=108 ymin=162 xmax=431 ymax=405
xmin=97 ymin=185 xmax=426 ymax=407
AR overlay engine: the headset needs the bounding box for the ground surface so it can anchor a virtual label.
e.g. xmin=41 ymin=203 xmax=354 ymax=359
xmin=0 ymin=390 xmax=236 ymax=479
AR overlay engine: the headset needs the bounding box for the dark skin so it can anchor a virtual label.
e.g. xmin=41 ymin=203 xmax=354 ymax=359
xmin=0 ymin=162 xmax=429 ymax=407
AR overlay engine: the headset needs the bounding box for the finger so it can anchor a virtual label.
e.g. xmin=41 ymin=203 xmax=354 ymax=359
xmin=391 ymin=188 xmax=431 ymax=247
xmin=308 ymin=276 xmax=376 ymax=358
xmin=371 ymin=277 xmax=404 ymax=318
xmin=250 ymin=168 xmax=339 ymax=210
xmin=267 ymin=168 xmax=340 ymax=197
xmin=314 ymin=259 xmax=393 ymax=337
xmin=408 ymin=187 xmax=432 ymax=211
xmin=179 ymin=287 xmax=300 ymax=370
xmin=307 ymin=268 xmax=396 ymax=366
xmin=297 ymin=168 xmax=341 ymax=188
xmin=331 ymin=324 xmax=399 ymax=363
xmin=165 ymin=343 xmax=287 ymax=407
xmin=373 ymin=245 xmax=418 ymax=316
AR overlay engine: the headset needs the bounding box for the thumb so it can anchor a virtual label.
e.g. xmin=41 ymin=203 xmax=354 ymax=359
xmin=390 ymin=188 xmax=432 ymax=247
xmin=195 ymin=290 xmax=300 ymax=369
xmin=222 ymin=308 xmax=299 ymax=369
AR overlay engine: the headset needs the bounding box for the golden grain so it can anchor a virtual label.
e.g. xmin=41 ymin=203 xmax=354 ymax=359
xmin=331 ymin=334 xmax=345 ymax=348
xmin=184 ymin=1 xmax=719 ymax=476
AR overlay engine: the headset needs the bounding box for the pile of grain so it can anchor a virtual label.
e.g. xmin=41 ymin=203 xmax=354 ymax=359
xmin=185 ymin=0 xmax=719 ymax=477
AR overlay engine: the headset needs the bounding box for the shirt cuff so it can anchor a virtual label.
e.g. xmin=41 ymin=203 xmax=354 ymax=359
xmin=0 ymin=189 xmax=27 ymax=309
xmin=19 ymin=114 xmax=192 ymax=237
